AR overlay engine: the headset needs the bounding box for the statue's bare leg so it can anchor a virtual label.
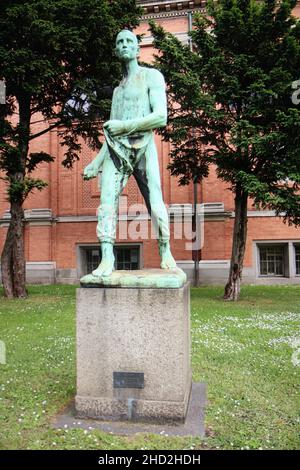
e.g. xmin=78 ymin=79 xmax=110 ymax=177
xmin=93 ymin=155 xmax=128 ymax=277
xmin=134 ymin=140 xmax=176 ymax=270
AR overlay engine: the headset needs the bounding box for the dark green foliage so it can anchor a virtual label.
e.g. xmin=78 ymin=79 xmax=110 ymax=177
xmin=26 ymin=152 xmax=55 ymax=174
xmin=5 ymin=176 xmax=48 ymax=203
xmin=0 ymin=0 xmax=141 ymax=200
xmin=150 ymin=0 xmax=300 ymax=225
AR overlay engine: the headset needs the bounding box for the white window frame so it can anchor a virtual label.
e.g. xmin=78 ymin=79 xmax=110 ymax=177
xmin=294 ymin=243 xmax=300 ymax=277
xmin=254 ymin=240 xmax=300 ymax=279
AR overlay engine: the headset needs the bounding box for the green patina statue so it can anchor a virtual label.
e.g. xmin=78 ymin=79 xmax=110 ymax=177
xmin=83 ymin=30 xmax=178 ymax=281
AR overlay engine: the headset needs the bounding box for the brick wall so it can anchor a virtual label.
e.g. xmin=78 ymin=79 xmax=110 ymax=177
xmin=0 ymin=5 xmax=299 ymax=284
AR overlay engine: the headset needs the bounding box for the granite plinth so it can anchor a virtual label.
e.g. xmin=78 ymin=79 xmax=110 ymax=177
xmin=75 ymin=282 xmax=192 ymax=423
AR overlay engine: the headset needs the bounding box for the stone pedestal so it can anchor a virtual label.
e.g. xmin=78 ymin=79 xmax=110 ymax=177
xmin=75 ymin=282 xmax=192 ymax=423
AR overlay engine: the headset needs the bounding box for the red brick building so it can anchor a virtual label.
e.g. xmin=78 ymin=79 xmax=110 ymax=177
xmin=0 ymin=0 xmax=299 ymax=285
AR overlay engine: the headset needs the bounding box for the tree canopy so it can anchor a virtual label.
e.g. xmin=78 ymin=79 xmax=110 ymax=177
xmin=150 ymin=0 xmax=300 ymax=299
xmin=150 ymin=0 xmax=300 ymax=225
xmin=0 ymin=0 xmax=142 ymax=297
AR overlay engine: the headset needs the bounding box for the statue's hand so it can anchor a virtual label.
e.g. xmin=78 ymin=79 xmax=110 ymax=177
xmin=104 ymin=119 xmax=128 ymax=136
xmin=83 ymin=161 xmax=99 ymax=180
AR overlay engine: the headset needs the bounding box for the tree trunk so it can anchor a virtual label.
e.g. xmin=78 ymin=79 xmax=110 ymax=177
xmin=1 ymin=217 xmax=14 ymax=299
xmin=1 ymin=200 xmax=27 ymax=299
xmin=12 ymin=199 xmax=26 ymax=298
xmin=1 ymin=95 xmax=30 ymax=299
xmin=224 ymin=185 xmax=248 ymax=301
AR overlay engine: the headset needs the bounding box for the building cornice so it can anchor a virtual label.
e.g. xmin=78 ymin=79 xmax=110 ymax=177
xmin=138 ymin=0 xmax=300 ymax=19
xmin=138 ymin=0 xmax=206 ymax=18
xmin=140 ymin=8 xmax=202 ymax=20
xmin=0 ymin=208 xmax=54 ymax=226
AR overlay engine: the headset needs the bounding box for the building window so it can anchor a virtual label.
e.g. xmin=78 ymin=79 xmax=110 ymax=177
xmin=295 ymin=245 xmax=300 ymax=275
xmin=259 ymin=245 xmax=286 ymax=276
xmin=116 ymin=246 xmax=139 ymax=270
xmin=86 ymin=248 xmax=101 ymax=273
xmin=85 ymin=245 xmax=140 ymax=274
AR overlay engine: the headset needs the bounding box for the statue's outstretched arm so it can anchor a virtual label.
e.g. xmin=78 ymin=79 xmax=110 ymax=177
xmin=83 ymin=142 xmax=107 ymax=180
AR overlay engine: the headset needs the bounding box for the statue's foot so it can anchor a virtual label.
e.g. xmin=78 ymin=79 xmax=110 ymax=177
xmin=92 ymin=257 xmax=115 ymax=277
xmin=92 ymin=241 xmax=115 ymax=277
xmin=160 ymin=242 xmax=177 ymax=269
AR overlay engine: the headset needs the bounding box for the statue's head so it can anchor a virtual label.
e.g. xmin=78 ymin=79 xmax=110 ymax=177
xmin=115 ymin=30 xmax=139 ymax=61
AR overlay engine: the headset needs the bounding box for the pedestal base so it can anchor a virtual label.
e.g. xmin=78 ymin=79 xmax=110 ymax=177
xmin=54 ymin=383 xmax=206 ymax=437
xmin=80 ymin=267 xmax=187 ymax=289
xmin=75 ymin=282 xmax=191 ymax=423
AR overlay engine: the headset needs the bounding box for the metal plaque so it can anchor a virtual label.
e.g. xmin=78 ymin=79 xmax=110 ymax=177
xmin=113 ymin=372 xmax=144 ymax=389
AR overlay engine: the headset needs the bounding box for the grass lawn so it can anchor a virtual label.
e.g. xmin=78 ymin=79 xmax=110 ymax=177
xmin=0 ymin=284 xmax=299 ymax=450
